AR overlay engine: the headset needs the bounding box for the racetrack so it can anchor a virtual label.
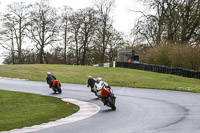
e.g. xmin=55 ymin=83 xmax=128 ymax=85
xmin=1 ymin=78 xmax=200 ymax=133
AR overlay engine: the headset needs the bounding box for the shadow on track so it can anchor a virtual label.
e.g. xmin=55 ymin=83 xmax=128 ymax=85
xmin=86 ymin=98 xmax=100 ymax=102
xmin=49 ymin=92 xmax=62 ymax=95
xmin=100 ymin=109 xmax=116 ymax=112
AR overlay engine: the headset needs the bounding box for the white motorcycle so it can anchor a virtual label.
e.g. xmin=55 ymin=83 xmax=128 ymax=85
xmin=94 ymin=78 xmax=116 ymax=110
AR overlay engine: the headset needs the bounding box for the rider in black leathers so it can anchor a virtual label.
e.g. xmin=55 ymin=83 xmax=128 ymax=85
xmin=46 ymin=72 xmax=56 ymax=88
xmin=86 ymin=76 xmax=96 ymax=92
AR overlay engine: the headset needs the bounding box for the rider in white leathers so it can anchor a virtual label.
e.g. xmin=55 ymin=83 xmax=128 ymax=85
xmin=94 ymin=77 xmax=116 ymax=106
xmin=95 ymin=77 xmax=111 ymax=97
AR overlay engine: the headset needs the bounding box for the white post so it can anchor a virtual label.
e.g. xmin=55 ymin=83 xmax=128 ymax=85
xmin=113 ymin=61 xmax=115 ymax=68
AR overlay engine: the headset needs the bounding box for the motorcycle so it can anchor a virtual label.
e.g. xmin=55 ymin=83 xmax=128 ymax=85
xmin=94 ymin=80 xmax=116 ymax=110
xmin=49 ymin=80 xmax=62 ymax=94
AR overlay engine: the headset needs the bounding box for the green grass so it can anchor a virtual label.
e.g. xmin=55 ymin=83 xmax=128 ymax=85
xmin=0 ymin=64 xmax=199 ymax=93
xmin=0 ymin=89 xmax=79 ymax=131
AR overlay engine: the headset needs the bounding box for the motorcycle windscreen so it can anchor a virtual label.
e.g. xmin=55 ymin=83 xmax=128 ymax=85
xmin=101 ymin=88 xmax=110 ymax=97
xmin=52 ymin=80 xmax=59 ymax=86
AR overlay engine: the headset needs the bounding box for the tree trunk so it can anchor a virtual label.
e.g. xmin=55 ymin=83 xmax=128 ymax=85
xmin=18 ymin=17 xmax=22 ymax=64
xmin=39 ymin=46 xmax=44 ymax=64
xmin=64 ymin=27 xmax=67 ymax=64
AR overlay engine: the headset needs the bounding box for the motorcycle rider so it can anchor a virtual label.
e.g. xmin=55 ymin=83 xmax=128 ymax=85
xmin=46 ymin=72 xmax=56 ymax=88
xmin=86 ymin=75 xmax=96 ymax=92
xmin=95 ymin=77 xmax=116 ymax=106
xmin=96 ymin=77 xmax=111 ymax=91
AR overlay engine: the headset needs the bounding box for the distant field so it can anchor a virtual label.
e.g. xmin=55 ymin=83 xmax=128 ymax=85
xmin=0 ymin=64 xmax=199 ymax=93
xmin=0 ymin=89 xmax=79 ymax=131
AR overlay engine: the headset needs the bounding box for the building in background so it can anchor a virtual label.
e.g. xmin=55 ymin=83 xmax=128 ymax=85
xmin=117 ymin=49 xmax=139 ymax=63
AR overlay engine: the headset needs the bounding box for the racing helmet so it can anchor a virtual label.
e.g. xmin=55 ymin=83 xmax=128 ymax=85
xmin=88 ymin=75 xmax=92 ymax=79
xmin=47 ymin=72 xmax=51 ymax=76
xmin=96 ymin=77 xmax=102 ymax=84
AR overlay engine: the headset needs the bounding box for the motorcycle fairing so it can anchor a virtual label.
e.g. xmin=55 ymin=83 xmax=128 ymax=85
xmin=101 ymin=88 xmax=110 ymax=97
xmin=52 ymin=80 xmax=59 ymax=86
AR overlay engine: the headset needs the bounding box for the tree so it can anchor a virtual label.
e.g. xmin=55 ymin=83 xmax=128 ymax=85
xmin=79 ymin=8 xmax=99 ymax=65
xmin=69 ymin=8 xmax=98 ymax=65
xmin=107 ymin=29 xmax=125 ymax=62
xmin=133 ymin=0 xmax=200 ymax=46
xmin=94 ymin=0 xmax=115 ymax=63
xmin=68 ymin=11 xmax=82 ymax=65
xmin=59 ymin=6 xmax=73 ymax=64
xmin=0 ymin=2 xmax=29 ymax=64
xmin=28 ymin=0 xmax=59 ymax=64
xmin=0 ymin=19 xmax=16 ymax=64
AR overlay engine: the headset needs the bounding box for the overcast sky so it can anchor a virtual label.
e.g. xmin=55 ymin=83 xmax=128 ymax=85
xmin=0 ymin=0 xmax=145 ymax=64
xmin=0 ymin=0 xmax=145 ymax=33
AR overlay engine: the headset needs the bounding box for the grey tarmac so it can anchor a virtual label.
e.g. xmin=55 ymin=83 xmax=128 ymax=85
xmin=0 ymin=78 xmax=200 ymax=133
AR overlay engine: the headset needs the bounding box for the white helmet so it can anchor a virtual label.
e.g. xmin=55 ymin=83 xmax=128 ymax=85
xmin=96 ymin=77 xmax=102 ymax=84
xmin=47 ymin=72 xmax=51 ymax=75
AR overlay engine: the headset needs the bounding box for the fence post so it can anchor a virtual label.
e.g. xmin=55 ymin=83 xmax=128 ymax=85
xmin=113 ymin=61 xmax=116 ymax=68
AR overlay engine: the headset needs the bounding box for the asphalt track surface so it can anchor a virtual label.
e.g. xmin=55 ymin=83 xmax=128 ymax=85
xmin=1 ymin=78 xmax=200 ymax=133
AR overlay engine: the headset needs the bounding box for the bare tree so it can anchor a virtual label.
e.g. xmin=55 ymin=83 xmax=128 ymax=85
xmin=180 ymin=0 xmax=200 ymax=44
xmin=0 ymin=0 xmax=127 ymax=65
xmin=107 ymin=29 xmax=125 ymax=62
xmin=59 ymin=6 xmax=73 ymax=64
xmin=69 ymin=8 xmax=98 ymax=65
xmin=0 ymin=19 xmax=16 ymax=64
xmin=79 ymin=8 xmax=98 ymax=65
xmin=94 ymin=0 xmax=115 ymax=63
xmin=0 ymin=2 xmax=29 ymax=64
xmin=133 ymin=0 xmax=200 ymax=46
xmin=28 ymin=0 xmax=59 ymax=64
xmin=69 ymin=11 xmax=82 ymax=65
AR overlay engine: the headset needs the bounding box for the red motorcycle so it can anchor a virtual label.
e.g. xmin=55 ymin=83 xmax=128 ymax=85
xmin=101 ymin=88 xmax=116 ymax=110
xmin=50 ymin=80 xmax=62 ymax=94
xmin=95 ymin=79 xmax=116 ymax=110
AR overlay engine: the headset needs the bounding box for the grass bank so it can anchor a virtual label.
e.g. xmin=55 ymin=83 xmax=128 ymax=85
xmin=0 ymin=90 xmax=79 ymax=131
xmin=0 ymin=64 xmax=199 ymax=93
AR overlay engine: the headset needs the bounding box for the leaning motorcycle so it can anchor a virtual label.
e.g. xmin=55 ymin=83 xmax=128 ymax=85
xmin=95 ymin=80 xmax=116 ymax=110
xmin=50 ymin=80 xmax=62 ymax=94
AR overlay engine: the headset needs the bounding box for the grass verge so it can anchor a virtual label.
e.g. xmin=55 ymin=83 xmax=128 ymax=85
xmin=0 ymin=64 xmax=199 ymax=93
xmin=0 ymin=89 xmax=79 ymax=131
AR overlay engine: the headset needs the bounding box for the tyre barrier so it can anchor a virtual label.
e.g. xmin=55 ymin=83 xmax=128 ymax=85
xmin=115 ymin=62 xmax=200 ymax=79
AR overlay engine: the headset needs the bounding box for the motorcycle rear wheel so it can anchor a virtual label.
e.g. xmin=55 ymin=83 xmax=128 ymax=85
xmin=106 ymin=97 xmax=116 ymax=110
xmin=57 ymin=86 xmax=62 ymax=94
xmin=52 ymin=87 xmax=57 ymax=93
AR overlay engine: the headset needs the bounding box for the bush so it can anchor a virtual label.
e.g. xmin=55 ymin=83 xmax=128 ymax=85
xmin=138 ymin=44 xmax=200 ymax=71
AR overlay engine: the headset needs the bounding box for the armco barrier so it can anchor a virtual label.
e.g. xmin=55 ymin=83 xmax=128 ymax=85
xmin=93 ymin=62 xmax=115 ymax=68
xmin=115 ymin=62 xmax=200 ymax=79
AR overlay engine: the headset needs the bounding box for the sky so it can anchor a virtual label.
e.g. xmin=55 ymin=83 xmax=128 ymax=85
xmin=0 ymin=0 xmax=145 ymax=64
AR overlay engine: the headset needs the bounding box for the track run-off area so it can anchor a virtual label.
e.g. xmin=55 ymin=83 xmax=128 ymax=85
xmin=1 ymin=78 xmax=200 ymax=133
